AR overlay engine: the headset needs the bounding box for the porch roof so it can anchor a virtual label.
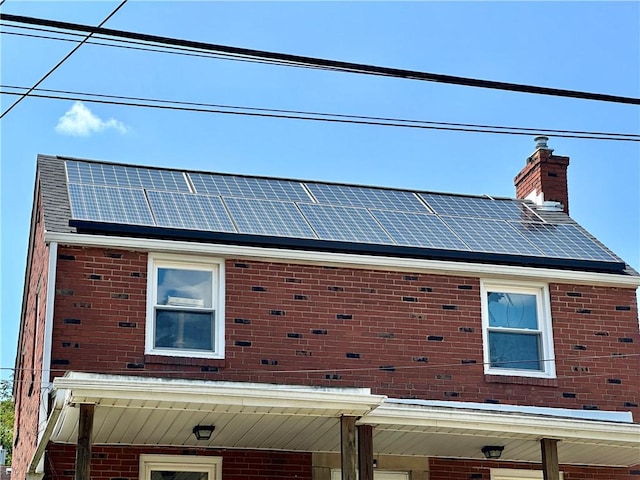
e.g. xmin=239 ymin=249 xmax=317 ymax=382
xmin=33 ymin=372 xmax=640 ymax=473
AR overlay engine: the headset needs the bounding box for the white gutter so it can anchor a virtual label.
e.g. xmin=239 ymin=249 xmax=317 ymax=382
xmin=387 ymin=398 xmax=633 ymax=423
xmin=45 ymin=232 xmax=640 ymax=288
xmin=361 ymin=402 xmax=640 ymax=446
xmin=54 ymin=372 xmax=387 ymax=414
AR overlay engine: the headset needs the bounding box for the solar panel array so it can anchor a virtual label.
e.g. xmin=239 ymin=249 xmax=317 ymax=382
xmin=64 ymin=160 xmax=623 ymax=268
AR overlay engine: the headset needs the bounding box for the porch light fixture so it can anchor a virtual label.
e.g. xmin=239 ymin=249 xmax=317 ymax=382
xmin=481 ymin=445 xmax=504 ymax=459
xmin=192 ymin=425 xmax=215 ymax=441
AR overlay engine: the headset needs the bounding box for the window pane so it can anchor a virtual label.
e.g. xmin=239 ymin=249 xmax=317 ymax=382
xmin=489 ymin=331 xmax=542 ymax=370
xmin=151 ymin=472 xmax=208 ymax=480
xmin=487 ymin=292 xmax=538 ymax=329
xmin=155 ymin=310 xmax=214 ymax=350
xmin=157 ymin=268 xmax=213 ymax=308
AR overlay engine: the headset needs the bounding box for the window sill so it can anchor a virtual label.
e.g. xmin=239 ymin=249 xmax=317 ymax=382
xmin=484 ymin=374 xmax=558 ymax=387
xmin=144 ymin=354 xmax=227 ymax=368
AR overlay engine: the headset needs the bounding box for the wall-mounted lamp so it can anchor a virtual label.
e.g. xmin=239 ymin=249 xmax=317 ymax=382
xmin=481 ymin=445 xmax=504 ymax=459
xmin=192 ymin=425 xmax=215 ymax=441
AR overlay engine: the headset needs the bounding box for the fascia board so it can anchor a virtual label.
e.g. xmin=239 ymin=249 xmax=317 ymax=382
xmin=361 ymin=404 xmax=640 ymax=445
xmin=45 ymin=232 xmax=640 ymax=287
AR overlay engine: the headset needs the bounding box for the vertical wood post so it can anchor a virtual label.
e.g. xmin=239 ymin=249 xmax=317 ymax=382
xmin=357 ymin=424 xmax=374 ymax=480
xmin=540 ymin=438 xmax=560 ymax=480
xmin=75 ymin=404 xmax=95 ymax=480
xmin=340 ymin=416 xmax=357 ymax=480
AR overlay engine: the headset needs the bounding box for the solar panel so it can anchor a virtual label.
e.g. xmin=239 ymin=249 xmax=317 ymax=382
xmin=510 ymin=223 xmax=620 ymax=262
xmin=298 ymin=203 xmax=394 ymax=244
xmin=371 ymin=210 xmax=470 ymax=250
xmin=147 ymin=191 xmax=236 ymax=232
xmin=442 ymin=216 xmax=543 ymax=256
xmin=68 ymin=184 xmax=154 ymax=225
xmin=190 ymin=173 xmax=311 ymax=202
xmin=66 ymin=160 xmax=189 ymax=192
xmin=420 ymin=193 xmax=541 ymax=221
xmin=306 ymin=183 xmax=427 ymax=212
xmin=223 ymin=197 xmax=317 ymax=238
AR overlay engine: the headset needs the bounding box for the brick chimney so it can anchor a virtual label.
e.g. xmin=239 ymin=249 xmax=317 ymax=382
xmin=514 ymin=136 xmax=570 ymax=214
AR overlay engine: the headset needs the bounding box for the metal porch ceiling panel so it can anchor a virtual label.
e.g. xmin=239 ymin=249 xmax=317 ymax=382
xmin=50 ymin=403 xmax=640 ymax=466
xmin=372 ymin=429 xmax=640 ymax=466
xmin=51 ymin=404 xmax=344 ymax=451
xmin=46 ymin=374 xmax=640 ymax=467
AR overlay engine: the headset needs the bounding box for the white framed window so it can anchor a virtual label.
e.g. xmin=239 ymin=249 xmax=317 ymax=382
xmin=331 ymin=470 xmax=408 ymax=480
xmin=490 ymin=468 xmax=563 ymax=480
xmin=481 ymin=280 xmax=555 ymax=378
xmin=146 ymin=254 xmax=225 ymax=359
xmin=139 ymin=454 xmax=222 ymax=480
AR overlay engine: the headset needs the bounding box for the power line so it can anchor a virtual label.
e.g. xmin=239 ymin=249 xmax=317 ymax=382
xmin=1 ymin=12 xmax=639 ymax=106
xmin=1 ymin=85 xmax=637 ymax=141
xmin=0 ymin=25 xmax=341 ymax=72
xmin=1 ymin=87 xmax=637 ymax=141
xmin=3 ymin=351 xmax=637 ymax=379
xmin=0 ymin=2 xmax=128 ymax=119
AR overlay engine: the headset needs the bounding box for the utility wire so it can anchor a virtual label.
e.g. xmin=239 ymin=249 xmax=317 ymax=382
xmin=1 ymin=85 xmax=637 ymax=141
xmin=0 ymin=26 xmax=341 ymax=72
xmin=1 ymin=12 xmax=639 ymax=105
xmin=0 ymin=85 xmax=640 ymax=141
xmin=3 ymin=352 xmax=638 ymax=379
xmin=0 ymin=2 xmax=128 ymax=119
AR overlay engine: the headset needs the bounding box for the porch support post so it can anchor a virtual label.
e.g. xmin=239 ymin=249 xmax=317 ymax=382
xmin=75 ymin=404 xmax=95 ymax=480
xmin=340 ymin=415 xmax=357 ymax=480
xmin=540 ymin=438 xmax=560 ymax=480
xmin=357 ymin=424 xmax=374 ymax=480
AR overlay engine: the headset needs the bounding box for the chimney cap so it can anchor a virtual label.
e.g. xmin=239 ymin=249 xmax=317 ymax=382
xmin=534 ymin=135 xmax=552 ymax=150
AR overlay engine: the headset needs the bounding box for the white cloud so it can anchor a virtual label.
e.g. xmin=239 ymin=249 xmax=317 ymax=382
xmin=55 ymin=101 xmax=128 ymax=136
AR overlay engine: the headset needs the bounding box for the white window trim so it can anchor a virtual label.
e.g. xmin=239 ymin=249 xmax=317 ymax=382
xmin=331 ymin=469 xmax=409 ymax=480
xmin=481 ymin=280 xmax=555 ymax=378
xmin=146 ymin=253 xmax=225 ymax=359
xmin=490 ymin=468 xmax=563 ymax=480
xmin=139 ymin=454 xmax=222 ymax=480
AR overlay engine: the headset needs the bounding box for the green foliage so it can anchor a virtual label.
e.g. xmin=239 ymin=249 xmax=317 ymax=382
xmin=0 ymin=380 xmax=14 ymax=465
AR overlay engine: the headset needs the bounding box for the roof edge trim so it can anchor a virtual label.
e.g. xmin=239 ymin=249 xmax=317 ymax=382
xmin=45 ymin=231 xmax=640 ymax=287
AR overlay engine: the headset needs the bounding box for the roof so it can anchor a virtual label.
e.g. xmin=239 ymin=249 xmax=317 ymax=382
xmin=36 ymin=154 xmax=635 ymax=275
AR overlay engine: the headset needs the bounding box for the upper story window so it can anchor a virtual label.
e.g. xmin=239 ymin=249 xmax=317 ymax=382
xmin=146 ymin=254 xmax=225 ymax=359
xmin=481 ymin=281 xmax=555 ymax=378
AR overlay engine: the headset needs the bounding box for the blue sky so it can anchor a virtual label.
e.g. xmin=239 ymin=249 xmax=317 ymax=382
xmin=1 ymin=1 xmax=638 ymax=382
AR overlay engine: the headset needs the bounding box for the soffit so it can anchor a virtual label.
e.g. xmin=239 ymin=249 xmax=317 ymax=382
xmin=44 ymin=374 xmax=640 ymax=467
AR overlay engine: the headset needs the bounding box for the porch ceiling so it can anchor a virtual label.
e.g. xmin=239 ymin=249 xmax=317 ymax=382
xmin=44 ymin=373 xmax=640 ymax=468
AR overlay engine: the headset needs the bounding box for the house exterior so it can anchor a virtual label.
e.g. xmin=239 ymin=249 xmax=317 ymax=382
xmin=12 ymin=138 xmax=640 ymax=480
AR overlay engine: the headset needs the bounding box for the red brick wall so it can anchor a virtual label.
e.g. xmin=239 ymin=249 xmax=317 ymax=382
xmin=429 ymin=457 xmax=640 ymax=480
xmin=45 ymin=444 xmax=311 ymax=480
xmin=49 ymin=249 xmax=639 ymax=414
xmin=514 ymin=149 xmax=570 ymax=213
xmin=12 ymin=192 xmax=49 ymax=480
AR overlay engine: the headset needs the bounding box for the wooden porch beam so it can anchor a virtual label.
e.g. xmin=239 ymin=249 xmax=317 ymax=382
xmin=340 ymin=416 xmax=357 ymax=480
xmin=357 ymin=424 xmax=374 ymax=480
xmin=540 ymin=438 xmax=560 ymax=480
xmin=75 ymin=404 xmax=95 ymax=480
